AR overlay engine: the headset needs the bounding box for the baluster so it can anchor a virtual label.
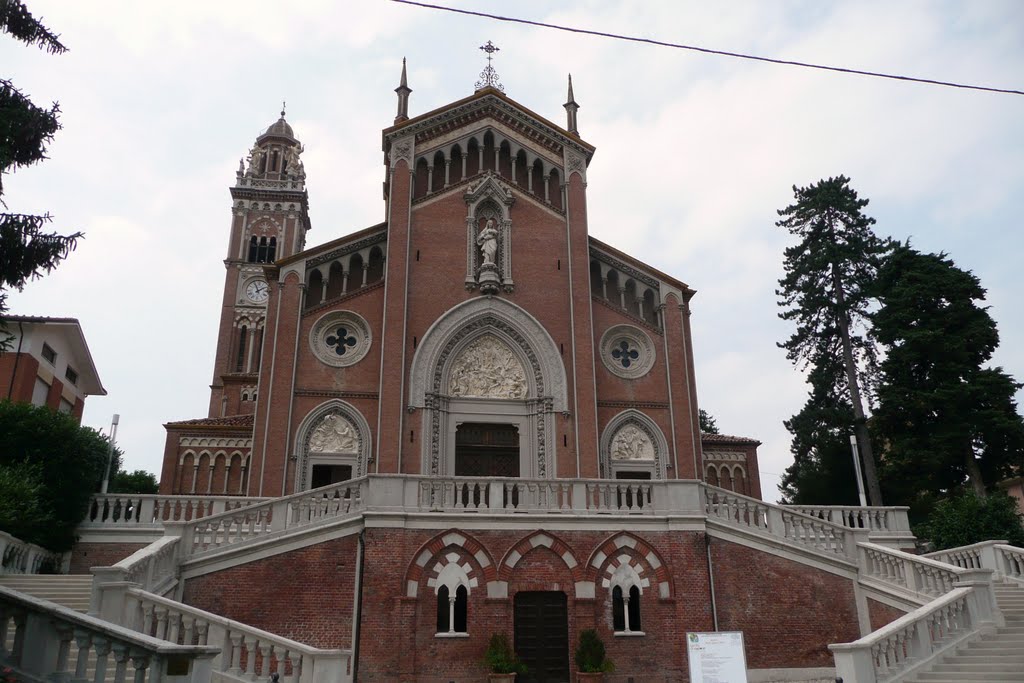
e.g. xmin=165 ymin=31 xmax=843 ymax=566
xmin=228 ymin=631 xmax=244 ymax=674
xmin=92 ymin=638 xmax=111 ymax=683
xmin=167 ymin=609 xmax=181 ymax=643
xmin=111 ymin=643 xmax=130 ymax=683
xmin=74 ymin=629 xmax=92 ymax=681
xmin=131 ymin=655 xmax=151 ymax=683
xmin=181 ymin=615 xmax=195 ymax=645
xmin=197 ymin=620 xmax=210 ymax=646
xmin=154 ymin=606 xmax=169 ymax=640
xmin=287 ymin=652 xmax=302 ymax=683
xmin=244 ymin=636 xmax=258 ymax=677
xmin=258 ymin=642 xmax=274 ymax=679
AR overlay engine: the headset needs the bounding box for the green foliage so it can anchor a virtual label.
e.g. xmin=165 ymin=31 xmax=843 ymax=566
xmin=915 ymin=490 xmax=1024 ymax=550
xmin=0 ymin=400 xmax=120 ymax=550
xmin=109 ymin=469 xmax=159 ymax=495
xmin=1 ymin=2 xmax=81 ymax=348
xmin=699 ymin=409 xmax=719 ymax=434
xmin=779 ymin=357 xmax=862 ymax=505
xmin=483 ymin=633 xmax=526 ymax=674
xmin=0 ymin=459 xmax=56 ymax=543
xmin=776 ymin=176 xmax=890 ymax=505
xmin=873 ymin=244 xmax=1024 ymax=498
xmin=574 ymin=629 xmax=614 ymax=673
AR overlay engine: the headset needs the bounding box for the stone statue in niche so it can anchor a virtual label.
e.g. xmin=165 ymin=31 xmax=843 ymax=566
xmin=610 ymin=424 xmax=654 ymax=461
xmin=475 ymin=215 xmax=501 ymax=294
xmin=477 ymin=218 xmax=498 ymax=266
xmin=309 ymin=414 xmax=359 ymax=453
xmin=449 ymin=335 xmax=527 ymax=399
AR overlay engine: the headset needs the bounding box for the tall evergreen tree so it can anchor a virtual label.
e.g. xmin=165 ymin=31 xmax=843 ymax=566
xmin=779 ymin=354 xmax=861 ymax=504
xmin=776 ymin=176 xmax=889 ymax=505
xmin=699 ymin=409 xmax=720 ymax=435
xmin=872 ymin=244 xmax=1024 ymax=499
xmin=1 ymin=1 xmax=81 ymax=347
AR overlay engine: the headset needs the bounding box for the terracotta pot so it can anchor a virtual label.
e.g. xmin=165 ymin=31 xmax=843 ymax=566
xmin=576 ymin=673 xmax=604 ymax=682
xmin=488 ymin=674 xmax=517 ymax=682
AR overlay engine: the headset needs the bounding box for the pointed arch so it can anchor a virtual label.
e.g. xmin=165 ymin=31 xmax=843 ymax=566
xmin=599 ymin=410 xmax=669 ymax=479
xmin=498 ymin=531 xmax=585 ymax=584
xmin=586 ymin=531 xmax=672 ymax=599
xmin=293 ymin=400 xmax=372 ymax=492
xmin=403 ymin=529 xmax=497 ymax=597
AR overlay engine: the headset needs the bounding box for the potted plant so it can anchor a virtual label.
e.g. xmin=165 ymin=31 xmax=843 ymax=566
xmin=575 ymin=629 xmax=614 ymax=681
xmin=484 ymin=633 xmax=527 ymax=682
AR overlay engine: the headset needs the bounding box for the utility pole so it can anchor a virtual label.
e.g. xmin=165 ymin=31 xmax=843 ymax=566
xmin=100 ymin=414 xmax=120 ymax=494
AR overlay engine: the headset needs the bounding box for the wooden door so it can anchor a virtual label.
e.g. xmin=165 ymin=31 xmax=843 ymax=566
xmin=514 ymin=591 xmax=570 ymax=683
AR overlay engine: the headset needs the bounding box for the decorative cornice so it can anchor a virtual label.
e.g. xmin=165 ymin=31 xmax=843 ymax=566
xmin=307 ymin=232 xmax=388 ymax=269
xmin=589 ymin=247 xmax=661 ymax=290
xmin=179 ymin=436 xmax=253 ymax=449
xmin=596 ymin=400 xmax=670 ymax=410
xmin=294 ymin=389 xmax=380 ymax=400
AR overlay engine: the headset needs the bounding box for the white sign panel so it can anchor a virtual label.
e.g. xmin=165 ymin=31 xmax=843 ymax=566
xmin=686 ymin=631 xmax=749 ymax=683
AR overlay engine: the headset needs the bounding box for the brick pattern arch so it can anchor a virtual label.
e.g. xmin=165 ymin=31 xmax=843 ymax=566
xmin=498 ymin=531 xmax=585 ymax=584
xmin=404 ymin=530 xmax=497 ymax=598
xmin=586 ymin=532 xmax=672 ymax=599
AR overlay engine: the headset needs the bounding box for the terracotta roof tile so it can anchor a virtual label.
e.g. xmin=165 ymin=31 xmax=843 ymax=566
xmin=164 ymin=414 xmax=254 ymax=429
xmin=701 ymin=432 xmax=761 ymax=446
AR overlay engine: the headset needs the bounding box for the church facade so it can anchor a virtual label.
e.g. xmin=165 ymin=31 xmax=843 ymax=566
xmin=140 ymin=63 xmax=875 ymax=683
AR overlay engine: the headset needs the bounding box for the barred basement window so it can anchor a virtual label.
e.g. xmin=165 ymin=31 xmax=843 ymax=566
xmin=436 ymin=585 xmax=468 ymax=634
xmin=612 ymin=585 xmax=643 ymax=634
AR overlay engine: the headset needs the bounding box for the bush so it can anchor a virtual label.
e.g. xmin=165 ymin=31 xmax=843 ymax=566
xmin=0 ymin=460 xmax=57 ymax=543
xmin=574 ymin=629 xmax=614 ymax=673
xmin=109 ymin=469 xmax=159 ymax=494
xmin=915 ymin=490 xmax=1024 ymax=550
xmin=0 ymin=400 xmax=121 ymax=551
xmin=484 ymin=633 xmax=526 ymax=674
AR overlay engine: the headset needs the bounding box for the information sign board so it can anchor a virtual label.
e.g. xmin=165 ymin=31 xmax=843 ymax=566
xmin=686 ymin=631 xmax=748 ymax=683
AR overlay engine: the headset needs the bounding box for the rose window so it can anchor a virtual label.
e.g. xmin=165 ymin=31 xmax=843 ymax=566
xmin=310 ymin=311 xmax=371 ymax=368
xmin=600 ymin=325 xmax=654 ymax=379
xmin=611 ymin=341 xmax=639 ymax=369
xmin=326 ymin=327 xmax=358 ymax=356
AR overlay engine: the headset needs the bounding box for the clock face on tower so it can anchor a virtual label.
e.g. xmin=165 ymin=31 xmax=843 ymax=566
xmin=245 ymin=278 xmax=269 ymax=304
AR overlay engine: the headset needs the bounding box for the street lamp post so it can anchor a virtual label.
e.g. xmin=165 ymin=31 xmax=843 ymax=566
xmin=100 ymin=414 xmax=120 ymax=494
xmin=849 ymin=434 xmax=868 ymax=507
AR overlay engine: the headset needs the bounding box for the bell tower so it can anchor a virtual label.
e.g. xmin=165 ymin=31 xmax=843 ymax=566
xmin=207 ymin=109 xmax=311 ymax=418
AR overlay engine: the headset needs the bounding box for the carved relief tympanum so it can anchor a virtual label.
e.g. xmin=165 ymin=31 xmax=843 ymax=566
xmin=610 ymin=424 xmax=655 ymax=461
xmin=448 ymin=335 xmax=527 ymax=399
xmin=308 ymin=414 xmax=360 ymax=454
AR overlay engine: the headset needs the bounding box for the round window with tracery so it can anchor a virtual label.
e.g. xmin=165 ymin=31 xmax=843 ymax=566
xmin=600 ymin=325 xmax=655 ymax=379
xmin=310 ymin=311 xmax=371 ymax=367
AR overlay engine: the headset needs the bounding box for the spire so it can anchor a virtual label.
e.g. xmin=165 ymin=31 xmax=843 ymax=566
xmin=395 ymin=57 xmax=412 ymax=124
xmin=564 ymin=74 xmax=580 ymax=135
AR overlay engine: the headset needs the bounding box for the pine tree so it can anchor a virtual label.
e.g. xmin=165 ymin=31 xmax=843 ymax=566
xmin=779 ymin=354 xmax=861 ymax=504
xmin=776 ymin=176 xmax=889 ymax=505
xmin=699 ymin=409 xmax=719 ymax=434
xmin=1 ymin=1 xmax=81 ymax=347
xmin=872 ymin=244 xmax=1024 ymax=500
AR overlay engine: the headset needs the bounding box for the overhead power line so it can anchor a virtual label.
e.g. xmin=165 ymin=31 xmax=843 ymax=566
xmin=392 ymin=0 xmax=1023 ymax=97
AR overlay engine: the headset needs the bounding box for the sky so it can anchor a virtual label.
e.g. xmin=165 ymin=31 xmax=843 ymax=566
xmin=4 ymin=1 xmax=1022 ymax=502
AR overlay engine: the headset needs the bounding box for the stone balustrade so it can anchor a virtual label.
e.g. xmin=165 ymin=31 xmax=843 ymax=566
xmin=90 ymin=537 xmax=182 ymax=615
xmin=830 ymin=568 xmax=1000 ymax=683
xmin=858 ymin=541 xmax=967 ymax=600
xmin=787 ymin=505 xmax=912 ymax=539
xmin=924 ymin=539 xmax=1024 ymax=583
xmin=0 ymin=530 xmax=66 ymax=575
xmin=0 ymin=584 xmax=218 ymax=683
xmin=704 ymin=485 xmax=858 ymax=560
xmin=83 ymin=494 xmax=268 ymax=528
xmin=121 ymin=588 xmax=350 ymax=683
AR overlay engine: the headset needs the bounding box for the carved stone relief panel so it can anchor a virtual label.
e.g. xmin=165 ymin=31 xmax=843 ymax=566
xmin=448 ymin=335 xmax=527 ymax=399
xmin=308 ymin=414 xmax=360 ymax=454
xmin=610 ymin=424 xmax=655 ymax=462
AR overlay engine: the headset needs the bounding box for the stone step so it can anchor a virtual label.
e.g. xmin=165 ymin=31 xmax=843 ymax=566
xmin=0 ymin=575 xmax=92 ymax=612
xmin=932 ymin=661 xmax=1024 ymax=673
xmin=915 ymin=672 xmax=1024 ymax=682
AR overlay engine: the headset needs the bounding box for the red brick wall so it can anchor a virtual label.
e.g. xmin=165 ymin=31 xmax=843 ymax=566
xmin=0 ymin=353 xmax=38 ymax=404
xmin=868 ymin=598 xmax=906 ymax=631
xmin=68 ymin=542 xmax=148 ymax=574
xmin=181 ymin=535 xmax=359 ymax=648
xmin=710 ymin=538 xmax=861 ymax=668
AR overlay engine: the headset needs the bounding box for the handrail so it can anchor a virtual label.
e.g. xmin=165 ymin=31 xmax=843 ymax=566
xmin=83 ymin=493 xmax=269 ymax=527
xmin=0 ymin=529 xmax=66 ymax=574
xmin=123 ymin=587 xmax=350 ymax=683
xmin=857 ymin=541 xmax=968 ymax=600
xmin=786 ymin=504 xmax=911 ymax=535
xmin=0 ymin=584 xmax=218 ymax=683
xmin=703 ymin=484 xmax=857 ymax=560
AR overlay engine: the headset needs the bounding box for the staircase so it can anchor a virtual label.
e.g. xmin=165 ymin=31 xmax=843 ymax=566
xmin=907 ymin=580 xmax=1024 ymax=682
xmin=0 ymin=573 xmax=92 ymax=611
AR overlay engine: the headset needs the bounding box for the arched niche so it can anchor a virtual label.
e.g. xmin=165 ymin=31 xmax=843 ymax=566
xmin=293 ymin=400 xmax=372 ymax=491
xmin=464 ymin=173 xmax=515 ymax=292
xmin=408 ymin=297 xmax=567 ymax=478
xmin=599 ymin=410 xmax=669 ymax=480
